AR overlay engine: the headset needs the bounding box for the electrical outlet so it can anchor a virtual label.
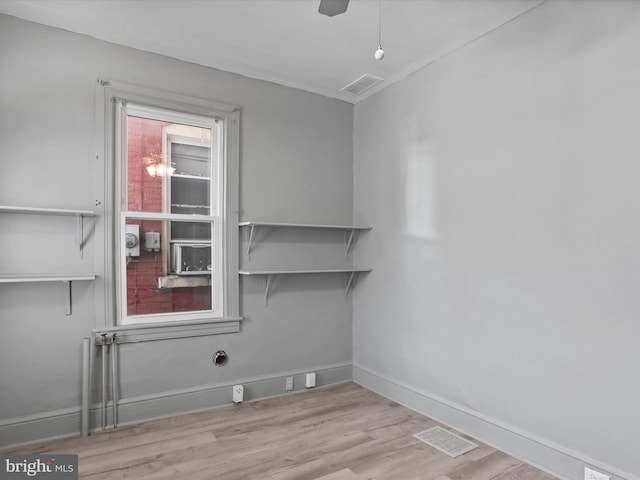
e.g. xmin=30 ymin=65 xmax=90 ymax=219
xmin=285 ymin=376 xmax=294 ymax=391
xmin=585 ymin=467 xmax=610 ymax=480
xmin=232 ymin=384 xmax=244 ymax=404
xmin=305 ymin=372 xmax=316 ymax=388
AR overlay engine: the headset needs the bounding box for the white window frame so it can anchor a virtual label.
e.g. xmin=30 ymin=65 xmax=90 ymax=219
xmin=93 ymin=80 xmax=241 ymax=342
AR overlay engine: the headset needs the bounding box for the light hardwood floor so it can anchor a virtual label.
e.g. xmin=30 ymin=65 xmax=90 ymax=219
xmin=7 ymin=382 xmax=557 ymax=480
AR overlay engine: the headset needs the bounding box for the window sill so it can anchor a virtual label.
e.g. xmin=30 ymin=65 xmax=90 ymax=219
xmin=158 ymin=275 xmax=211 ymax=289
xmin=93 ymin=317 xmax=241 ymax=344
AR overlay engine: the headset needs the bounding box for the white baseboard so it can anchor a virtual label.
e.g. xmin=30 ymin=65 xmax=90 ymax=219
xmin=353 ymin=364 xmax=635 ymax=480
xmin=0 ymin=363 xmax=352 ymax=450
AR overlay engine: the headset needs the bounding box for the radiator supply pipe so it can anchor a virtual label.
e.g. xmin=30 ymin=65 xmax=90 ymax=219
xmin=81 ymin=337 xmax=90 ymax=437
xmin=100 ymin=333 xmax=108 ymax=430
xmin=111 ymin=333 xmax=118 ymax=428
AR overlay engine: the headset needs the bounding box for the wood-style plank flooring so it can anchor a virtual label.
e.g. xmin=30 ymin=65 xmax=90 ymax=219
xmin=7 ymin=382 xmax=557 ymax=480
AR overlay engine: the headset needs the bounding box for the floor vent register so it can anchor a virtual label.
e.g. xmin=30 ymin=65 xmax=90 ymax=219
xmin=413 ymin=426 xmax=478 ymax=458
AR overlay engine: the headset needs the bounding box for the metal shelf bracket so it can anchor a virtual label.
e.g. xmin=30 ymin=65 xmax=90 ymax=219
xmin=64 ymin=280 xmax=73 ymax=316
xmin=345 ymin=270 xmax=360 ymax=295
xmin=345 ymin=229 xmax=360 ymax=256
xmin=77 ymin=214 xmax=85 ymax=259
xmin=264 ymin=273 xmax=273 ymax=306
xmin=247 ymin=224 xmax=256 ymax=258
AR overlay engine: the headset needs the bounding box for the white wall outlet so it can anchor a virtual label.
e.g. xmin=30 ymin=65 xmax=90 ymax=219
xmin=585 ymin=466 xmax=610 ymax=480
xmin=285 ymin=376 xmax=294 ymax=391
xmin=232 ymin=384 xmax=244 ymax=404
xmin=305 ymin=372 xmax=316 ymax=388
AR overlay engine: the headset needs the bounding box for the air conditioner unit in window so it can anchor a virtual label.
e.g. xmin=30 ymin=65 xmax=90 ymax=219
xmin=172 ymin=243 xmax=211 ymax=275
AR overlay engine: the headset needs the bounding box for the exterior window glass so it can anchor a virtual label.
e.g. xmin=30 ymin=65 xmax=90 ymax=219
xmin=117 ymin=105 xmax=224 ymax=325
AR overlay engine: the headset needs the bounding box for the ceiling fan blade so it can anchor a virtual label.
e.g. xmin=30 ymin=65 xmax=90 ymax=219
xmin=318 ymin=0 xmax=349 ymax=17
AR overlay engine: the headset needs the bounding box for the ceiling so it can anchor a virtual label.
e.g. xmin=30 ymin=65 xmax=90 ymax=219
xmin=0 ymin=0 xmax=545 ymax=103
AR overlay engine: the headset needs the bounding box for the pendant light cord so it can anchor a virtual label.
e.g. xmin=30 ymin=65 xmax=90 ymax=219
xmin=378 ymin=0 xmax=382 ymax=47
xmin=374 ymin=0 xmax=384 ymax=60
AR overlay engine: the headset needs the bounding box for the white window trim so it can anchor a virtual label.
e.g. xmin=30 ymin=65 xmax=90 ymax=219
xmin=116 ymin=103 xmax=224 ymax=324
xmin=94 ymin=80 xmax=241 ymax=340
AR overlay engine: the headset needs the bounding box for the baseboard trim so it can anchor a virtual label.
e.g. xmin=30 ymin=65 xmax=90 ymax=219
xmin=0 ymin=407 xmax=82 ymax=451
xmin=353 ymin=364 xmax=634 ymax=480
xmin=1 ymin=362 xmax=352 ymax=451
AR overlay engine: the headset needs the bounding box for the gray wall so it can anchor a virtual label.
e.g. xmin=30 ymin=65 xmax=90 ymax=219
xmin=0 ymin=14 xmax=354 ymax=445
xmin=4 ymin=3 xmax=639 ymax=478
xmin=353 ymin=1 xmax=640 ymax=479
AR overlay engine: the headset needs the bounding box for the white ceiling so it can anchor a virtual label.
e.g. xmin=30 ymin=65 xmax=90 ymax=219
xmin=0 ymin=0 xmax=545 ymax=103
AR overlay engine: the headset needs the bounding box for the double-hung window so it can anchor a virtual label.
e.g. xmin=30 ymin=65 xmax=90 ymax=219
xmin=103 ymin=85 xmax=240 ymax=334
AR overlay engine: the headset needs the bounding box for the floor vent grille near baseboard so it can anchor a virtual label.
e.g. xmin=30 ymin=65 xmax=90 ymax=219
xmin=413 ymin=426 xmax=478 ymax=457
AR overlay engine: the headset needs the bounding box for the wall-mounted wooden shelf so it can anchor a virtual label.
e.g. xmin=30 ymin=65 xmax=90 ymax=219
xmin=0 ymin=205 xmax=96 ymax=258
xmin=238 ymin=221 xmax=372 ymax=304
xmin=0 ymin=273 xmax=96 ymax=315
xmin=239 ymin=267 xmax=371 ymax=305
xmin=239 ymin=221 xmax=372 ymax=256
xmin=0 ymin=273 xmax=96 ymax=283
xmin=0 ymin=205 xmax=95 ymax=216
xmin=0 ymin=205 xmax=97 ymax=315
xmin=238 ymin=221 xmax=372 ymax=230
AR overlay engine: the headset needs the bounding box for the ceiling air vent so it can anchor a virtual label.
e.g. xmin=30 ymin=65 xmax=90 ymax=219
xmin=341 ymin=73 xmax=383 ymax=95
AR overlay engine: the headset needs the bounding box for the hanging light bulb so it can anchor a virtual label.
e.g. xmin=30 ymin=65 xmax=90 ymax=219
xmin=374 ymin=0 xmax=384 ymax=60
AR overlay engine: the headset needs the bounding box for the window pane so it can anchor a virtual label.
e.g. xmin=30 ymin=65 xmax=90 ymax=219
xmin=170 ymin=142 xmax=213 ymax=216
xmin=171 ymin=220 xmax=212 ymax=241
xmin=172 ymin=143 xmax=211 ymax=177
xmin=170 ymin=176 xmax=211 ymax=215
xmin=125 ymin=218 xmax=213 ymax=317
xmin=127 ymin=116 xmax=167 ymax=213
xmin=126 ymin=116 xmax=213 ymax=215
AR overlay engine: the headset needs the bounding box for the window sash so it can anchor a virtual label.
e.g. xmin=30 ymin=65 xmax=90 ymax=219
xmin=118 ymin=212 xmax=223 ymax=325
xmin=115 ymin=101 xmax=225 ymax=326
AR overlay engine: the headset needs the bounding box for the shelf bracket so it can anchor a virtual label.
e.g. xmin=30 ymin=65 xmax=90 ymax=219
xmin=264 ymin=274 xmax=273 ymax=306
xmin=345 ymin=271 xmax=359 ymax=295
xmin=345 ymin=229 xmax=360 ymax=256
xmin=247 ymin=225 xmax=256 ymax=259
xmin=63 ymin=280 xmax=73 ymax=316
xmin=76 ymin=214 xmax=85 ymax=259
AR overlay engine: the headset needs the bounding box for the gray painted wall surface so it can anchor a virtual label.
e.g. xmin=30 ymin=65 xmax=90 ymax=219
xmin=0 ymin=13 xmax=354 ymax=437
xmin=353 ymin=1 xmax=640 ymax=478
